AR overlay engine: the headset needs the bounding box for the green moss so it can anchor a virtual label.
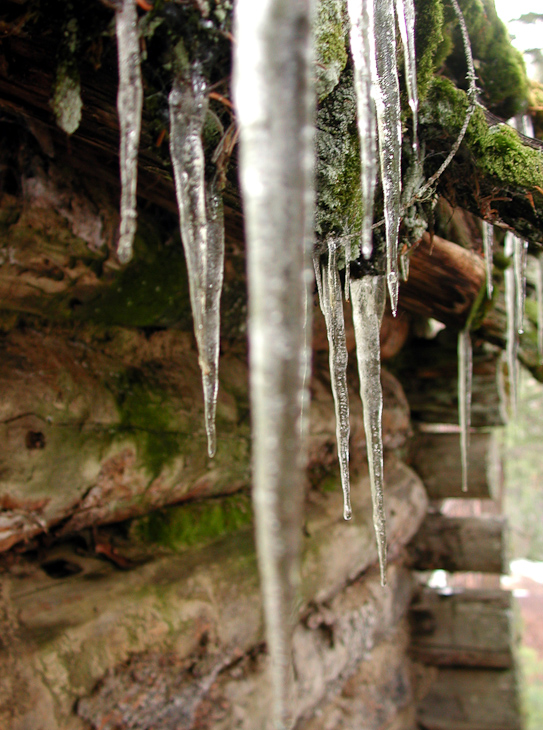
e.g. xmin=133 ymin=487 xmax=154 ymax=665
xmin=441 ymin=0 xmax=528 ymax=118
xmin=315 ymin=0 xmax=348 ymax=100
xmin=415 ymin=0 xmax=446 ymax=101
xmin=425 ymin=77 xmax=543 ymax=191
xmin=315 ymin=70 xmax=363 ymax=239
xmin=81 ymin=221 xmax=192 ymax=329
xmin=131 ymin=492 xmax=253 ymax=550
xmin=111 ymin=367 xmax=186 ymax=478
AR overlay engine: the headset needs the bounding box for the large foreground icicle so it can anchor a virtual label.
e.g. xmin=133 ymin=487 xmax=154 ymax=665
xmin=372 ymin=0 xmax=402 ymax=314
xmin=458 ymin=328 xmax=472 ymax=493
xmin=351 ymin=274 xmax=387 ymax=585
xmin=169 ymin=70 xmax=224 ymax=458
xmin=504 ymin=232 xmax=519 ymax=417
xmin=347 ymin=0 xmax=377 ymax=259
xmin=482 ymin=221 xmax=494 ymax=298
xmin=115 ymin=0 xmax=143 ymax=264
xmin=395 ymin=0 xmax=419 ymax=154
xmin=233 ymin=1 xmax=315 ymax=728
xmin=315 ymin=243 xmax=352 ymax=520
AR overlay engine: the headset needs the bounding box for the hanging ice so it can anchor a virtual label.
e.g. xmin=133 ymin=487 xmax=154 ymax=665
xmin=115 ymin=0 xmax=143 ymax=264
xmin=395 ymin=0 xmax=419 ymax=154
xmin=458 ymin=328 xmax=472 ymax=493
xmin=350 ymin=274 xmax=387 ymax=585
xmin=504 ymin=232 xmax=519 ymax=417
xmin=233 ymin=0 xmax=315 ymax=727
xmin=347 ymin=0 xmax=377 ymax=259
xmin=169 ymin=69 xmax=224 ymax=458
xmin=482 ymin=221 xmax=493 ymax=298
xmin=514 ymin=236 xmax=527 ymax=334
xmin=537 ymin=255 xmax=543 ymax=363
xmin=314 ymin=242 xmax=352 ymax=520
xmin=372 ymin=0 xmax=402 ymax=315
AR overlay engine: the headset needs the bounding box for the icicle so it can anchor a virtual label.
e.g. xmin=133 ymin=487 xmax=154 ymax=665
xmin=169 ymin=69 xmax=224 ymax=458
xmin=395 ymin=0 xmax=419 ymax=155
xmin=233 ymin=0 xmax=315 ymax=727
xmin=504 ymin=232 xmax=519 ymax=417
xmin=458 ymin=328 xmax=472 ymax=493
xmin=314 ymin=242 xmax=352 ymax=520
xmin=350 ymin=274 xmax=387 ymax=585
xmin=115 ymin=0 xmax=143 ymax=265
xmin=372 ymin=0 xmax=402 ymax=315
xmin=537 ymin=255 xmax=543 ymax=363
xmin=344 ymin=246 xmax=351 ymax=302
xmin=514 ymin=236 xmax=528 ymax=334
xmin=400 ymin=248 xmax=410 ymax=282
xmin=482 ymin=221 xmax=494 ymax=298
xmin=347 ymin=0 xmax=377 ymax=260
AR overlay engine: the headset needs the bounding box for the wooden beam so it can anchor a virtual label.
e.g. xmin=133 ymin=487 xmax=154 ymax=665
xmin=409 ymin=431 xmax=498 ymax=500
xmin=407 ymin=514 xmax=508 ymax=574
xmin=417 ymin=668 xmax=522 ymax=730
xmin=410 ymin=588 xmax=515 ymax=668
xmin=399 ymin=233 xmax=485 ymax=329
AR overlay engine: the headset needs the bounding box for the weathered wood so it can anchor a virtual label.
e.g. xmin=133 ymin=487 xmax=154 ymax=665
xmin=410 ymin=588 xmax=515 ymax=668
xmin=410 ymin=431 xmax=499 ymax=499
xmin=417 ymin=668 xmax=522 ymax=730
xmin=407 ymin=514 xmax=508 ymax=574
xmin=399 ymin=233 xmax=485 ymax=329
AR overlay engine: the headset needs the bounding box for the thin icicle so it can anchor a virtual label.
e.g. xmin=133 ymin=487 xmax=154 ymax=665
xmin=458 ymin=328 xmax=472 ymax=493
xmin=537 ymin=254 xmax=543 ymax=363
xmin=347 ymin=0 xmax=377 ymax=260
xmin=350 ymin=274 xmax=387 ymax=585
xmin=314 ymin=242 xmax=352 ymax=520
xmin=482 ymin=221 xmax=494 ymax=298
xmin=344 ymin=245 xmax=351 ymax=302
xmin=504 ymin=232 xmax=519 ymax=417
xmin=233 ymin=0 xmax=315 ymax=727
xmin=115 ymin=0 xmax=143 ymax=264
xmin=372 ymin=0 xmax=402 ymax=315
xmin=400 ymin=248 xmax=410 ymax=281
xmin=395 ymin=0 xmax=419 ymax=155
xmin=169 ymin=69 xmax=224 ymax=458
xmin=514 ymin=236 xmax=528 ymax=334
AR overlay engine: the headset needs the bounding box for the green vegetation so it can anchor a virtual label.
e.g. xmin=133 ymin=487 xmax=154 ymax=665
xmin=131 ymin=492 xmax=253 ymax=550
xmin=519 ymin=646 xmax=543 ymax=730
xmin=500 ymin=375 xmax=543 ymax=561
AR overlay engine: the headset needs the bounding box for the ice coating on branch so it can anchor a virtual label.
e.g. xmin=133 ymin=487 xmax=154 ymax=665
xmin=315 ymin=242 xmax=352 ymax=520
xmin=350 ymin=274 xmax=387 ymax=585
xmin=514 ymin=236 xmax=527 ymax=335
xmin=372 ymin=0 xmax=402 ymax=314
xmin=115 ymin=0 xmax=143 ymax=264
xmin=482 ymin=222 xmax=493 ymax=298
xmin=458 ymin=328 xmax=472 ymax=493
xmin=169 ymin=70 xmax=224 ymax=458
xmin=395 ymin=0 xmax=419 ymax=154
xmin=504 ymin=232 xmax=519 ymax=417
xmin=537 ymin=255 xmax=543 ymax=363
xmin=233 ymin=0 xmax=315 ymax=727
xmin=347 ymin=0 xmax=377 ymax=259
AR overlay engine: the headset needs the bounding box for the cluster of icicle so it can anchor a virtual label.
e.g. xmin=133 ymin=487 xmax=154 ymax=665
xmin=109 ymin=1 xmax=471 ymax=728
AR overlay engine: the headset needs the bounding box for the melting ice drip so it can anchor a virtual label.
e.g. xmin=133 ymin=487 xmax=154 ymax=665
xmin=458 ymin=328 xmax=472 ymax=493
xmin=504 ymin=231 xmax=525 ymax=417
xmin=115 ymin=0 xmax=143 ymax=265
xmin=169 ymin=71 xmax=225 ymax=459
xmin=347 ymin=0 xmax=418 ymax=314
